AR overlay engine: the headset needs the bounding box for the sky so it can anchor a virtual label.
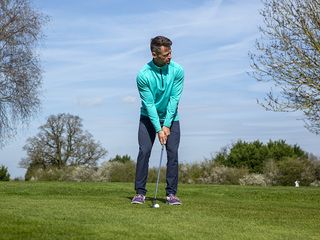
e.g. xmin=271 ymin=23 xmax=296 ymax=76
xmin=1 ymin=0 xmax=319 ymax=178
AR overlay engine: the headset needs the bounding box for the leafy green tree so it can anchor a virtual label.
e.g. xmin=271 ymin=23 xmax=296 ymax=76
xmin=216 ymin=140 xmax=268 ymax=173
xmin=214 ymin=139 xmax=308 ymax=173
xmin=266 ymin=140 xmax=307 ymax=161
xmin=109 ymin=154 xmax=133 ymax=164
xmin=276 ymin=158 xmax=316 ymax=186
xmin=0 ymin=165 xmax=10 ymax=181
xmin=230 ymin=140 xmax=268 ymax=173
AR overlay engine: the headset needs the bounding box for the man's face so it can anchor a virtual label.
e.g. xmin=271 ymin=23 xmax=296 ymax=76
xmin=152 ymin=46 xmax=172 ymax=66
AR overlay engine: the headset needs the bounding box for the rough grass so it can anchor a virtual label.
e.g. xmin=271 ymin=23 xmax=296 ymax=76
xmin=0 ymin=182 xmax=319 ymax=240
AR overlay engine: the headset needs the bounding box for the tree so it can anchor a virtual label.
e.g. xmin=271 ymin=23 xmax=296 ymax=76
xmin=276 ymin=157 xmax=316 ymax=186
xmin=249 ymin=0 xmax=320 ymax=134
xmin=0 ymin=0 xmax=47 ymax=146
xmin=0 ymin=165 xmax=10 ymax=181
xmin=20 ymin=113 xmax=107 ymax=171
xmin=109 ymin=154 xmax=133 ymax=163
xmin=214 ymin=139 xmax=308 ymax=173
xmin=216 ymin=140 xmax=269 ymax=173
xmin=266 ymin=139 xmax=306 ymax=160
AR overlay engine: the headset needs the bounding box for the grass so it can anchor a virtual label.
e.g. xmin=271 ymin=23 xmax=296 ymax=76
xmin=0 ymin=182 xmax=319 ymax=240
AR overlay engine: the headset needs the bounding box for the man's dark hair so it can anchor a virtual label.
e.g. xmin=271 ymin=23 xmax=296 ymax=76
xmin=150 ymin=36 xmax=172 ymax=53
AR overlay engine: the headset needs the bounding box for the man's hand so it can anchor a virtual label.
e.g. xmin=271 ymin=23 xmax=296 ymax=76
xmin=158 ymin=130 xmax=167 ymax=145
xmin=162 ymin=126 xmax=170 ymax=137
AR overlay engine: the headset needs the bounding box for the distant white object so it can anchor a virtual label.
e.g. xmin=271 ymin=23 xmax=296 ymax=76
xmin=295 ymin=180 xmax=300 ymax=187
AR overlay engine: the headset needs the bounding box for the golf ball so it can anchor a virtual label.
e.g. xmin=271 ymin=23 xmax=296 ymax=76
xmin=154 ymin=203 xmax=160 ymax=208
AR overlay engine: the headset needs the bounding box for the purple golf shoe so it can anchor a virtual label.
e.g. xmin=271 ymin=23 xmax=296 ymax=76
xmin=131 ymin=194 xmax=145 ymax=204
xmin=166 ymin=194 xmax=182 ymax=205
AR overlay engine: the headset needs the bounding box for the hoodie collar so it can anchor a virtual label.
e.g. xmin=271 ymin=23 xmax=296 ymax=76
xmin=149 ymin=60 xmax=169 ymax=73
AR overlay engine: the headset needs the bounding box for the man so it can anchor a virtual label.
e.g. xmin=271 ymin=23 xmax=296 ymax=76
xmin=131 ymin=36 xmax=184 ymax=205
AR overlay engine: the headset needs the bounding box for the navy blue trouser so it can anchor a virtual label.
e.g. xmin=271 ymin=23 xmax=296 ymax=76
xmin=135 ymin=116 xmax=180 ymax=196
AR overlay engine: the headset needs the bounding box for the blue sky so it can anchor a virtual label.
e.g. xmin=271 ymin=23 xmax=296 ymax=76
xmin=1 ymin=0 xmax=319 ymax=178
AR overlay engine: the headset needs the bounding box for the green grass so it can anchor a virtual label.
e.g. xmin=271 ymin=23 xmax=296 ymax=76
xmin=0 ymin=182 xmax=319 ymax=240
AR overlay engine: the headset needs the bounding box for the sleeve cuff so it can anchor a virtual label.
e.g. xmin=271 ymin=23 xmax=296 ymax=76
xmin=163 ymin=119 xmax=172 ymax=128
xmin=155 ymin=124 xmax=162 ymax=133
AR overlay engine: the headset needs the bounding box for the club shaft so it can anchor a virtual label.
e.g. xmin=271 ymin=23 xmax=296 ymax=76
xmin=154 ymin=145 xmax=164 ymax=202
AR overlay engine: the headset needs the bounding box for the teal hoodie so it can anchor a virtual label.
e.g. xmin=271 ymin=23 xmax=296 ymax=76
xmin=136 ymin=60 xmax=184 ymax=132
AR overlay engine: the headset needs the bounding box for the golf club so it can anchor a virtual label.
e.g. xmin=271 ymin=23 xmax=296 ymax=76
xmin=152 ymin=144 xmax=165 ymax=208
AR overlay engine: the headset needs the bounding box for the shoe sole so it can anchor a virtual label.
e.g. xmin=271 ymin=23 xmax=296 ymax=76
xmin=167 ymin=202 xmax=182 ymax=205
xmin=131 ymin=201 xmax=144 ymax=204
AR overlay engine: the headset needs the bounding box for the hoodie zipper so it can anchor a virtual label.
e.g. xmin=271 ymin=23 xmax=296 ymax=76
xmin=160 ymin=69 xmax=164 ymax=88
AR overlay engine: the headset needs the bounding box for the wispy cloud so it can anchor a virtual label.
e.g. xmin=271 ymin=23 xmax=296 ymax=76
xmin=122 ymin=96 xmax=137 ymax=104
xmin=76 ymin=96 xmax=105 ymax=108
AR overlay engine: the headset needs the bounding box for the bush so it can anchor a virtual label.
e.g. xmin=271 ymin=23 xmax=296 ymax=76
xmin=94 ymin=155 xmax=136 ymax=182
xmin=263 ymin=159 xmax=279 ymax=185
xmin=178 ymin=160 xmax=248 ymax=185
xmin=207 ymin=166 xmax=248 ymax=185
xmin=0 ymin=165 xmax=10 ymax=181
xmin=28 ymin=167 xmax=64 ymax=181
xmin=13 ymin=177 xmax=24 ymax=181
xmin=22 ymin=148 xmax=319 ymax=186
xmin=214 ymin=139 xmax=308 ymax=173
xmin=224 ymin=140 xmax=268 ymax=173
xmin=310 ymin=180 xmax=320 ymax=187
xmin=148 ymin=167 xmax=166 ymax=183
xmin=239 ymin=174 xmax=267 ymax=186
xmin=107 ymin=161 xmax=136 ymax=182
xmin=26 ymin=166 xmax=98 ymax=181
xmin=312 ymin=160 xmax=320 ymax=180
xmin=66 ymin=166 xmax=98 ymax=182
xmin=178 ymin=162 xmax=204 ymax=184
xmin=95 ymin=161 xmax=111 ymax=182
xmin=24 ymin=159 xmax=136 ymax=182
xmin=276 ymin=158 xmax=316 ymax=186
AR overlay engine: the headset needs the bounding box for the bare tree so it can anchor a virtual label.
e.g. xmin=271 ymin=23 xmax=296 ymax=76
xmin=20 ymin=113 xmax=108 ymax=170
xmin=250 ymin=0 xmax=320 ymax=134
xmin=0 ymin=0 xmax=47 ymax=146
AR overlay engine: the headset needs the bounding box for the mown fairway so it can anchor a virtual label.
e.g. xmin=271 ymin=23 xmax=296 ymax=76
xmin=0 ymin=182 xmax=319 ymax=240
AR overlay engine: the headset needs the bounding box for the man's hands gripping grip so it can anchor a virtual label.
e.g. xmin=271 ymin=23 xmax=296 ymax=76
xmin=158 ymin=126 xmax=170 ymax=145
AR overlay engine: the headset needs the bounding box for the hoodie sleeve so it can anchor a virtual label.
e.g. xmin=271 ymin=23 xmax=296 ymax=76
xmin=163 ymin=67 xmax=184 ymax=128
xmin=136 ymin=73 xmax=162 ymax=132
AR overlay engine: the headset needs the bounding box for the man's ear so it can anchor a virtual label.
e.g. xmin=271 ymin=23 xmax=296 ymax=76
xmin=152 ymin=51 xmax=157 ymax=58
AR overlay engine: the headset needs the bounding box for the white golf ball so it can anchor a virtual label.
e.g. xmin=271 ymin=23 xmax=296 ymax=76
xmin=154 ymin=203 xmax=160 ymax=208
